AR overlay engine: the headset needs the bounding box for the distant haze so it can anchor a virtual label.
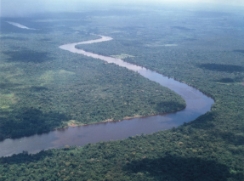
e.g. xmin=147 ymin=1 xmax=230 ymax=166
xmin=0 ymin=0 xmax=244 ymax=17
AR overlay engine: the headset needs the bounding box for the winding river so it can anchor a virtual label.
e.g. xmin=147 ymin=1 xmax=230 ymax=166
xmin=0 ymin=35 xmax=214 ymax=157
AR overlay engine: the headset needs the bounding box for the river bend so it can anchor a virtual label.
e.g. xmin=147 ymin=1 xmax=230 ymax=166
xmin=0 ymin=35 xmax=214 ymax=157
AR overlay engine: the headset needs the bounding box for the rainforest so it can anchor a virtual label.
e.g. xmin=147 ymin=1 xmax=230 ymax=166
xmin=0 ymin=1 xmax=244 ymax=181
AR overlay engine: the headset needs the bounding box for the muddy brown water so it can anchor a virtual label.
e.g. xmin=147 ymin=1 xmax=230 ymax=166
xmin=0 ymin=36 xmax=214 ymax=157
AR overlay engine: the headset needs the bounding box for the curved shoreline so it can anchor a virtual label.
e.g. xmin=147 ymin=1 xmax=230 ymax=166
xmin=0 ymin=35 xmax=214 ymax=157
xmin=61 ymin=106 xmax=186 ymax=130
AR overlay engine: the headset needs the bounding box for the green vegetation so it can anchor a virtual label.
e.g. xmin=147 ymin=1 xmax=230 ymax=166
xmin=0 ymin=14 xmax=185 ymax=140
xmin=0 ymin=5 xmax=244 ymax=181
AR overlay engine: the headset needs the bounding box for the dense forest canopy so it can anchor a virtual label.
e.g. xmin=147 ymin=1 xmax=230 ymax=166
xmin=0 ymin=2 xmax=244 ymax=181
xmin=0 ymin=19 xmax=185 ymax=140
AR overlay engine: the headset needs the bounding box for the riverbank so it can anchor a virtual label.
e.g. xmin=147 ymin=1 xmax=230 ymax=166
xmin=0 ymin=36 xmax=213 ymax=157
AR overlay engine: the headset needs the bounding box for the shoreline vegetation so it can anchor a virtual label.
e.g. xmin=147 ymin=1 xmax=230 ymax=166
xmin=63 ymin=105 xmax=186 ymax=129
xmin=0 ymin=5 xmax=243 ymax=180
xmin=0 ymin=20 xmax=185 ymax=141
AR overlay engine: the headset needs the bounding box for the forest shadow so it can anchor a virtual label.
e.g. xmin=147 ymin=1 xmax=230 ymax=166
xmin=198 ymin=63 xmax=244 ymax=73
xmin=171 ymin=26 xmax=193 ymax=31
xmin=217 ymin=78 xmax=235 ymax=83
xmin=39 ymin=38 xmax=52 ymax=42
xmin=0 ymin=150 xmax=54 ymax=165
xmin=186 ymin=112 xmax=244 ymax=147
xmin=0 ymin=108 xmax=70 ymax=140
xmin=156 ymin=101 xmax=185 ymax=113
xmin=0 ymin=36 xmax=27 ymax=41
xmin=216 ymin=77 xmax=243 ymax=83
xmin=233 ymin=50 xmax=244 ymax=54
xmin=193 ymin=11 xmax=231 ymax=18
xmin=184 ymin=38 xmax=197 ymax=41
xmin=0 ymin=83 xmax=23 ymax=89
xmin=124 ymin=155 xmax=241 ymax=181
xmin=29 ymin=86 xmax=49 ymax=92
xmin=214 ymin=130 xmax=244 ymax=147
xmin=3 ymin=49 xmax=51 ymax=63
xmin=188 ymin=112 xmax=217 ymax=130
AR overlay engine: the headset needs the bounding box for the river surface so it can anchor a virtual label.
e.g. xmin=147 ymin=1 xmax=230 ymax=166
xmin=0 ymin=35 xmax=214 ymax=157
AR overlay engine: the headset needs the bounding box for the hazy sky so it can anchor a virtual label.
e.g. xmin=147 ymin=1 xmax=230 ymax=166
xmin=1 ymin=0 xmax=244 ymax=17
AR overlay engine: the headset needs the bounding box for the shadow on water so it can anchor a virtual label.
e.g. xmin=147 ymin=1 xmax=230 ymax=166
xmin=124 ymin=155 xmax=243 ymax=181
xmin=0 ymin=108 xmax=69 ymax=140
xmin=3 ymin=50 xmax=51 ymax=63
xmin=198 ymin=63 xmax=244 ymax=73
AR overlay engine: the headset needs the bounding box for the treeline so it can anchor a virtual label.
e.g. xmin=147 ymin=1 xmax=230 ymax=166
xmin=0 ymin=122 xmax=243 ymax=180
xmin=0 ymin=7 xmax=244 ymax=181
xmin=0 ymin=108 xmax=69 ymax=140
xmin=0 ymin=17 xmax=185 ymax=140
